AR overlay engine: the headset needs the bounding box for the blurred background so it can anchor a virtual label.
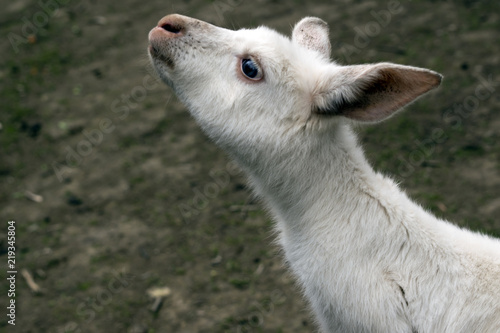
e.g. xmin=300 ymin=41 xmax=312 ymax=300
xmin=0 ymin=0 xmax=499 ymax=332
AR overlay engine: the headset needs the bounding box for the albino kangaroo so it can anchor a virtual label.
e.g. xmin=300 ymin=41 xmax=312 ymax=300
xmin=148 ymin=14 xmax=500 ymax=332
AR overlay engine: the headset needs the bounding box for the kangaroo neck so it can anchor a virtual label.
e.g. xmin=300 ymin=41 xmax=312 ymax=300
xmin=235 ymin=124 xmax=382 ymax=229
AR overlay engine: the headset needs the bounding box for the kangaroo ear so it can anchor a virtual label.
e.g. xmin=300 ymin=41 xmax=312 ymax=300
xmin=292 ymin=17 xmax=331 ymax=59
xmin=313 ymin=63 xmax=443 ymax=122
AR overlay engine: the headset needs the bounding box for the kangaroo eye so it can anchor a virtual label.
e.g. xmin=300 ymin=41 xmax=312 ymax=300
xmin=241 ymin=58 xmax=263 ymax=80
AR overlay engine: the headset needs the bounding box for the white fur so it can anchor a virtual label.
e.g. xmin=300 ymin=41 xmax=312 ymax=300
xmin=148 ymin=14 xmax=500 ymax=332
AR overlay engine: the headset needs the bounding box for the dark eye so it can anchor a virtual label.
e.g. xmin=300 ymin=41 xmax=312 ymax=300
xmin=241 ymin=58 xmax=263 ymax=80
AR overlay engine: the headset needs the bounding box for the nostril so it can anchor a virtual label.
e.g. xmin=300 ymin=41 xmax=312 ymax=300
xmin=161 ymin=23 xmax=182 ymax=34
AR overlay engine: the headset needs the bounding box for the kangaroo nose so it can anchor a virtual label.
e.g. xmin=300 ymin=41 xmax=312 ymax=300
xmin=157 ymin=14 xmax=185 ymax=36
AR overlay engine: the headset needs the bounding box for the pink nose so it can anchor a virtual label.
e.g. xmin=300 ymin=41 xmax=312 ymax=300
xmin=157 ymin=14 xmax=185 ymax=37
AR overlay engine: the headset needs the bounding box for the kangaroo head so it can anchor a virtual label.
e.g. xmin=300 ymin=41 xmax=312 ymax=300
xmin=148 ymin=14 xmax=442 ymax=160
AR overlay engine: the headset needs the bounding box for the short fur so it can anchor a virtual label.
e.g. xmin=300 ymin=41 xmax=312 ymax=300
xmin=148 ymin=14 xmax=500 ymax=332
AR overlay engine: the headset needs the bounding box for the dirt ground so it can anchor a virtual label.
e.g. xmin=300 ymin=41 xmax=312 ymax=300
xmin=0 ymin=0 xmax=499 ymax=332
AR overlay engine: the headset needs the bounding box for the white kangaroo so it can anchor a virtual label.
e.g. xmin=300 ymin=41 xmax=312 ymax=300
xmin=148 ymin=14 xmax=500 ymax=332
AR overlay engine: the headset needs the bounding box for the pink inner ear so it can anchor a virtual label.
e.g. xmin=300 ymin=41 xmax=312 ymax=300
xmin=317 ymin=64 xmax=442 ymax=122
xmin=292 ymin=17 xmax=331 ymax=59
